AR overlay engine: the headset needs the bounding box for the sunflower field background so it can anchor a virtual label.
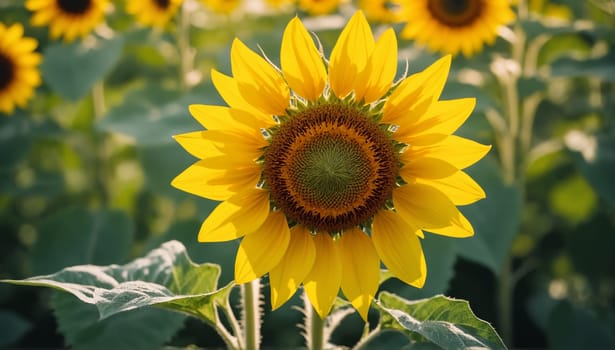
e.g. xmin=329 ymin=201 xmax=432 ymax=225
xmin=1 ymin=0 xmax=615 ymax=349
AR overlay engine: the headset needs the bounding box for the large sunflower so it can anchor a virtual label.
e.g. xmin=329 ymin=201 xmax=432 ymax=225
xmin=172 ymin=11 xmax=489 ymax=319
xmin=25 ymin=0 xmax=108 ymax=42
xmin=127 ymin=0 xmax=183 ymax=28
xmin=0 ymin=23 xmax=42 ymax=115
xmin=399 ymin=0 xmax=515 ymax=56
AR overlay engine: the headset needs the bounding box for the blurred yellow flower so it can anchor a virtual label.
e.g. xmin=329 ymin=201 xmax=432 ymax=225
xmin=126 ymin=0 xmax=183 ymax=28
xmin=358 ymin=0 xmax=401 ymax=23
xmin=399 ymin=0 xmax=515 ymax=56
xmin=298 ymin=0 xmax=343 ymax=15
xmin=172 ymin=11 xmax=489 ymax=319
xmin=200 ymin=0 xmax=242 ymax=14
xmin=0 ymin=23 xmax=42 ymax=115
xmin=25 ymin=0 xmax=108 ymax=42
xmin=264 ymin=0 xmax=295 ymax=10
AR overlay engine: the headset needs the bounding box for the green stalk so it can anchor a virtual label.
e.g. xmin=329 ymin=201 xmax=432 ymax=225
xmin=495 ymin=1 xmax=532 ymax=345
xmin=303 ymin=292 xmax=325 ymax=350
xmin=241 ymin=279 xmax=261 ymax=350
xmin=177 ymin=0 xmax=194 ymax=91
xmin=90 ymin=82 xmax=108 ymax=207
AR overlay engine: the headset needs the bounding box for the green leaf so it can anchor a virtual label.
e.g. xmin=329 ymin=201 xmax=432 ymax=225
xmin=456 ymin=157 xmax=523 ymax=273
xmin=377 ymin=292 xmax=506 ymax=350
xmin=0 ymin=310 xmax=31 ymax=347
xmin=31 ymin=207 xmax=134 ymax=275
xmin=550 ymin=52 xmax=615 ymax=81
xmin=5 ymin=240 xmax=233 ymax=324
xmin=52 ymin=292 xmax=185 ymax=350
xmin=568 ymin=131 xmax=615 ymax=207
xmin=96 ymin=84 xmax=218 ymax=147
xmin=547 ymin=301 xmax=615 ymax=350
xmin=41 ymin=35 xmax=124 ymax=101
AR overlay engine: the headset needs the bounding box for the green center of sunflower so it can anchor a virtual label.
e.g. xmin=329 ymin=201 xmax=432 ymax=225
xmin=154 ymin=0 xmax=171 ymax=10
xmin=427 ymin=0 xmax=483 ymax=27
xmin=57 ymin=0 xmax=92 ymax=14
xmin=264 ymin=103 xmax=398 ymax=233
xmin=0 ymin=53 xmax=15 ymax=91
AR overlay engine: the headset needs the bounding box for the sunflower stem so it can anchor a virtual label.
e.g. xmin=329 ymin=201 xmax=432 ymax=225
xmin=241 ymin=279 xmax=261 ymax=350
xmin=92 ymin=81 xmax=105 ymax=119
xmin=495 ymin=11 xmax=532 ymax=346
xmin=90 ymin=81 xmax=109 ymax=207
xmin=304 ymin=293 xmax=325 ymax=350
xmin=177 ymin=0 xmax=194 ymax=91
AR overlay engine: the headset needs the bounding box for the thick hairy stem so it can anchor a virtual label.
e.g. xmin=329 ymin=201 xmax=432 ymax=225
xmin=241 ymin=280 xmax=261 ymax=350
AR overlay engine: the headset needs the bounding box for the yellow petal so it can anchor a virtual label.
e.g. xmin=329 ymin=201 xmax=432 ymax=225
xmin=394 ymin=184 xmax=474 ymax=238
xmin=202 ymin=129 xmax=267 ymax=153
xmin=281 ymin=17 xmax=326 ymax=101
xmin=210 ymin=69 xmax=262 ymax=115
xmin=372 ymin=210 xmax=426 ymax=288
xmin=409 ymin=98 xmax=476 ymax=136
xmin=235 ymin=211 xmax=290 ymax=283
xmin=198 ymin=189 xmax=270 ymax=242
xmin=383 ymin=55 xmax=451 ymax=124
xmin=173 ymin=131 xmax=221 ymax=159
xmin=416 ymin=171 xmax=486 ymax=206
xmin=329 ymin=11 xmax=375 ymax=98
xmin=231 ymin=38 xmax=290 ymax=116
xmin=400 ymin=157 xmax=458 ymax=181
xmin=354 ymin=28 xmax=397 ymax=103
xmin=339 ymin=227 xmax=379 ymax=321
xmin=407 ymin=135 xmax=492 ymax=170
xmin=171 ymin=160 xmax=261 ymax=201
xmin=269 ymin=225 xmax=316 ymax=309
xmin=189 ymin=104 xmax=273 ymax=131
xmin=304 ymin=232 xmax=341 ymax=319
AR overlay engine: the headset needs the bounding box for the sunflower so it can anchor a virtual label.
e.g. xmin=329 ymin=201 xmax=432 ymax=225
xmin=298 ymin=0 xmax=343 ymax=15
xmin=126 ymin=0 xmax=183 ymax=28
xmin=264 ymin=0 xmax=295 ymax=10
xmin=25 ymin=0 xmax=108 ymax=42
xmin=0 ymin=23 xmax=42 ymax=115
xmin=398 ymin=0 xmax=515 ymax=56
xmin=358 ymin=0 xmax=401 ymax=23
xmin=172 ymin=11 xmax=489 ymax=319
xmin=200 ymin=0 xmax=243 ymax=14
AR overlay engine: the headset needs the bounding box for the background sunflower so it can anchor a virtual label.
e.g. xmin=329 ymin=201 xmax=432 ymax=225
xmin=0 ymin=23 xmax=41 ymax=114
xmin=126 ymin=0 xmax=184 ymax=28
xmin=398 ymin=0 xmax=515 ymax=56
xmin=26 ymin=0 xmax=109 ymax=42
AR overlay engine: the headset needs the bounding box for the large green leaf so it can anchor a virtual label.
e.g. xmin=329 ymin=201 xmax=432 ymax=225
xmin=547 ymin=301 xmax=615 ymax=350
xmin=52 ymin=292 xmax=185 ymax=350
xmin=96 ymin=84 xmax=219 ymax=147
xmin=377 ymin=292 xmax=506 ymax=350
xmin=41 ymin=35 xmax=124 ymax=101
xmin=4 ymin=240 xmax=233 ymax=323
xmin=31 ymin=207 xmax=134 ymax=275
xmin=456 ymin=157 xmax=523 ymax=273
xmin=550 ymin=52 xmax=615 ymax=81
xmin=568 ymin=131 xmax=615 ymax=207
xmin=0 ymin=310 xmax=30 ymax=347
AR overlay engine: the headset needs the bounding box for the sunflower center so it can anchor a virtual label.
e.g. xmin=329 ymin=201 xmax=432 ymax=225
xmin=264 ymin=103 xmax=398 ymax=233
xmin=153 ymin=0 xmax=171 ymax=10
xmin=57 ymin=0 xmax=92 ymax=14
xmin=0 ymin=53 xmax=15 ymax=91
xmin=427 ymin=0 xmax=483 ymax=27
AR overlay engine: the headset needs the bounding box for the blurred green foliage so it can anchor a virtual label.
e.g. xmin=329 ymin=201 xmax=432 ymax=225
xmin=1 ymin=0 xmax=615 ymax=348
